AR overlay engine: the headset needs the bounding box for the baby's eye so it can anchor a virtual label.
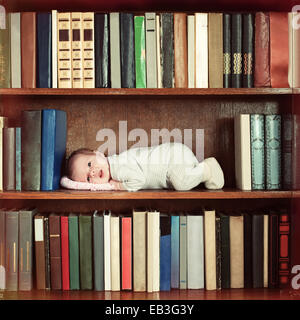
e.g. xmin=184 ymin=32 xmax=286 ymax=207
xmin=88 ymin=161 xmax=91 ymax=167
xmin=87 ymin=176 xmax=90 ymax=182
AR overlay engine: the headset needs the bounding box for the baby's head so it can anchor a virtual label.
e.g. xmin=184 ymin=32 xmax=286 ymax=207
xmin=67 ymin=148 xmax=111 ymax=184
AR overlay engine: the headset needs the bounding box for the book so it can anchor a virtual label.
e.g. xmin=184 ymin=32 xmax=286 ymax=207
xmin=156 ymin=15 xmax=162 ymax=88
xmin=174 ymin=13 xmax=188 ymax=88
xmin=279 ymin=213 xmax=290 ymax=288
xmin=252 ymin=214 xmax=264 ymax=288
xmin=5 ymin=209 xmax=19 ymax=291
xmin=134 ymin=16 xmax=146 ymax=88
xmin=93 ymin=210 xmax=104 ymax=291
xmin=0 ymin=210 xmax=5 ymax=290
xmin=15 ymin=127 xmax=21 ymax=191
xmin=230 ymin=215 xmax=244 ymax=288
xmin=61 ymin=215 xmax=70 ymax=291
xmin=179 ymin=215 xmax=187 ymax=289
xmin=293 ymin=115 xmax=300 ymax=189
xmin=250 ymin=114 xmax=265 ymax=190
xmin=288 ymin=12 xmax=300 ymax=88
xmin=120 ymin=13 xmax=135 ymax=88
xmin=254 ymin=12 xmax=271 ymax=87
xmin=79 ymin=214 xmax=93 ymax=290
xmin=195 ymin=13 xmax=208 ymax=88
xmin=95 ymin=13 xmax=110 ymax=88
xmin=242 ymin=14 xmax=254 ymax=88
xmin=187 ymin=214 xmax=204 ymax=289
xmin=37 ymin=13 xmax=52 ymax=88
xmin=171 ymin=215 xmax=179 ymax=289
xmin=41 ymin=109 xmax=67 ymax=191
xmin=21 ymin=12 xmax=36 ymax=88
xmin=103 ymin=210 xmax=111 ymax=291
xmin=208 ymin=13 xmax=223 ymax=88
xmin=265 ymin=115 xmax=281 ymax=190
xmin=51 ymin=10 xmax=58 ymax=88
xmin=243 ymin=213 xmax=253 ymax=288
xmin=10 ymin=12 xmax=21 ymax=88
xmin=82 ymin=12 xmax=95 ymax=88
xmin=0 ymin=13 xmax=10 ymax=88
xmin=145 ymin=12 xmax=157 ymax=88
xmin=231 ymin=14 xmax=242 ymax=88
xmin=19 ymin=208 xmax=37 ymax=291
xmin=21 ymin=110 xmax=42 ymax=191
xmin=110 ymin=215 xmax=120 ymax=291
xmin=264 ymin=214 xmax=269 ymax=288
xmin=34 ymin=214 xmax=46 ymax=290
xmin=121 ymin=216 xmax=132 ymax=290
xmin=282 ymin=113 xmax=292 ymax=190
xmin=3 ymin=128 xmax=16 ymax=191
xmin=234 ymin=114 xmax=251 ymax=190
xmin=0 ymin=117 xmax=8 ymax=191
xmin=44 ymin=216 xmax=51 ymax=289
xmin=215 ymin=216 xmax=222 ymax=289
xmin=133 ymin=210 xmax=146 ymax=291
xmin=204 ymin=209 xmax=217 ymax=290
xmin=69 ymin=213 xmax=80 ymax=290
xmin=268 ymin=212 xmax=279 ymax=288
xmin=160 ymin=214 xmax=171 ymax=291
xmin=223 ymin=13 xmax=231 ymax=88
xmin=109 ymin=12 xmax=121 ymax=88
xmin=57 ymin=12 xmax=72 ymax=88
xmin=187 ymin=15 xmax=195 ymax=88
xmin=71 ymin=12 xmax=83 ymax=88
xmin=220 ymin=213 xmax=230 ymax=289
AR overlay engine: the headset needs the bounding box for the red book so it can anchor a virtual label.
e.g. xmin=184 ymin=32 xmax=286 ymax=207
xmin=279 ymin=213 xmax=290 ymax=288
xmin=61 ymin=216 xmax=70 ymax=291
xmin=121 ymin=217 xmax=132 ymax=290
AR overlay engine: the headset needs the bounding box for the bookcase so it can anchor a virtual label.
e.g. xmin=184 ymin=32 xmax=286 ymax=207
xmin=1 ymin=0 xmax=300 ymax=300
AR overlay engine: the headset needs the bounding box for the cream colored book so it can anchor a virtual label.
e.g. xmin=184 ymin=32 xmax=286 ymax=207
xmin=156 ymin=15 xmax=162 ymax=88
xmin=110 ymin=12 xmax=121 ymax=88
xmin=103 ymin=210 xmax=111 ymax=291
xmin=82 ymin=12 xmax=94 ymax=88
xmin=264 ymin=214 xmax=269 ymax=288
xmin=57 ymin=12 xmax=72 ymax=88
xmin=110 ymin=215 xmax=120 ymax=291
xmin=288 ymin=12 xmax=300 ymax=88
xmin=145 ymin=12 xmax=157 ymax=88
xmin=195 ymin=13 xmax=208 ymax=88
xmin=52 ymin=10 xmax=57 ymax=88
xmin=187 ymin=15 xmax=195 ymax=88
xmin=204 ymin=209 xmax=216 ymax=290
xmin=71 ymin=12 xmax=83 ymax=88
xmin=0 ymin=117 xmax=8 ymax=191
xmin=10 ymin=13 xmax=21 ymax=88
xmin=230 ymin=215 xmax=244 ymax=288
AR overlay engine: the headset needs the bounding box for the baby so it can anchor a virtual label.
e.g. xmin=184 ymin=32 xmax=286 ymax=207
xmin=67 ymin=142 xmax=224 ymax=192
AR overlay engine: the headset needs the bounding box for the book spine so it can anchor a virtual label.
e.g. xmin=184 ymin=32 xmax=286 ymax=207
xmin=109 ymin=12 xmax=121 ymax=88
xmin=95 ymin=14 xmax=110 ymax=88
xmin=279 ymin=213 xmax=290 ymax=288
xmin=223 ymin=14 xmax=231 ymax=88
xmin=21 ymin=12 xmax=36 ymax=88
xmin=288 ymin=12 xmax=300 ymax=88
xmin=147 ymin=212 xmax=153 ymax=293
xmin=61 ymin=216 xmax=70 ymax=291
xmin=37 ymin=13 xmax=52 ymax=88
xmin=15 ymin=127 xmax=21 ymax=191
xmin=156 ymin=15 xmax=162 ymax=88
xmin=252 ymin=214 xmax=264 ymax=288
xmin=292 ymin=115 xmax=300 ymax=189
xmin=120 ymin=13 xmax=135 ymax=88
xmin=34 ymin=215 xmax=46 ymax=290
xmin=134 ymin=16 xmax=146 ymax=88
xmin=254 ymin=12 xmax=271 ymax=87
xmin=264 ymin=215 xmax=269 ymax=288
xmin=0 ymin=13 xmax=11 ymax=88
xmin=265 ymin=115 xmax=282 ymax=190
xmin=152 ymin=212 xmax=160 ymax=292
xmin=231 ymin=14 xmax=242 ymax=88
xmin=44 ymin=217 xmax=51 ymax=289
xmin=57 ymin=12 xmax=72 ymax=88
xmin=69 ymin=215 xmax=80 ymax=290
xmin=187 ymin=15 xmax=195 ymax=88
xmin=243 ymin=213 xmax=253 ymax=288
xmin=121 ymin=217 xmax=132 ymax=290
xmin=145 ymin=12 xmax=157 ymax=88
xmin=0 ymin=117 xmax=8 ymax=191
xmin=160 ymin=215 xmax=171 ymax=291
xmin=110 ymin=216 xmax=120 ymax=291
xmin=250 ymin=114 xmax=265 ymax=190
xmin=82 ymin=12 xmax=95 ymax=88
xmin=52 ymin=10 xmax=58 ymax=88
xmin=179 ymin=215 xmax=187 ymax=289
xmin=282 ymin=114 xmax=292 ymax=190
xmin=93 ymin=213 xmax=104 ymax=291
xmin=171 ymin=216 xmax=180 ymax=288
xmin=242 ymin=14 xmax=254 ymax=88
xmin=220 ymin=214 xmax=230 ymax=288
xmin=268 ymin=214 xmax=279 ymax=288
xmin=104 ymin=212 xmax=111 ymax=291
xmin=3 ymin=128 xmax=16 ymax=191
xmin=0 ymin=210 xmax=5 ymax=290
xmin=71 ymin=12 xmax=83 ymax=88
xmin=10 ymin=12 xmax=21 ymax=88
xmin=174 ymin=13 xmax=188 ymax=88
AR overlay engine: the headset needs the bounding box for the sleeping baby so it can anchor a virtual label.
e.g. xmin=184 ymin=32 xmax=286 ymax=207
xmin=63 ymin=142 xmax=224 ymax=192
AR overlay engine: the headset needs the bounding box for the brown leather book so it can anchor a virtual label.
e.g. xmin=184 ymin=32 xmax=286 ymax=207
xmin=34 ymin=213 xmax=46 ymax=290
xmin=254 ymin=12 xmax=271 ymax=87
xmin=174 ymin=13 xmax=188 ymax=88
xmin=208 ymin=13 xmax=223 ymax=88
xmin=3 ymin=128 xmax=16 ymax=191
xmin=49 ymin=213 xmax=62 ymax=290
xmin=21 ymin=12 xmax=36 ymax=88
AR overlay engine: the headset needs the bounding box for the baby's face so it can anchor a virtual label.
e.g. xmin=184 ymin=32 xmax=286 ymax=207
xmin=70 ymin=152 xmax=111 ymax=184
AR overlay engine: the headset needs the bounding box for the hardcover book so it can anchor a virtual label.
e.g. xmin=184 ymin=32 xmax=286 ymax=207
xmin=71 ymin=12 xmax=83 ymax=88
xmin=0 ymin=210 xmax=5 ymax=290
xmin=171 ymin=215 xmax=179 ymax=288
xmin=15 ymin=128 xmax=21 ymax=191
xmin=223 ymin=14 xmax=231 ymax=88
xmin=121 ymin=216 xmax=132 ymax=291
xmin=145 ymin=12 xmax=157 ymax=88
xmin=279 ymin=213 xmax=290 ymax=288
xmin=179 ymin=215 xmax=187 ymax=289
xmin=69 ymin=213 xmax=80 ymax=290
xmin=104 ymin=210 xmax=111 ymax=291
xmin=110 ymin=216 xmax=120 ymax=291
xmin=231 ymin=14 xmax=242 ymax=88
xmin=61 ymin=215 xmax=70 ymax=290
xmin=134 ymin=16 xmax=146 ymax=88
xmin=93 ymin=210 xmax=104 ymax=291
xmin=0 ymin=13 xmax=10 ymax=88
xmin=243 ymin=213 xmax=253 ymax=288
xmin=51 ymin=10 xmax=57 ymax=88
xmin=220 ymin=213 xmax=230 ymax=289
xmin=10 ymin=12 xmax=21 ymax=88
xmin=252 ymin=214 xmax=264 ymax=288
xmin=109 ymin=12 xmax=121 ymax=88
xmin=3 ymin=128 xmax=16 ymax=191
xmin=282 ymin=113 xmax=292 ymax=190
xmin=187 ymin=15 xmax=195 ymax=88
xmin=34 ymin=214 xmax=46 ymax=290
xmin=0 ymin=117 xmax=8 ymax=191
xmin=242 ymin=14 xmax=254 ymax=88
xmin=268 ymin=213 xmax=279 ymax=288
xmin=160 ymin=214 xmax=171 ymax=291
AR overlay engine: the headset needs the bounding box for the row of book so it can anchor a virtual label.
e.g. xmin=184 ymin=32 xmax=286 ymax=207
xmin=0 ymin=11 xmax=298 ymax=89
xmin=0 ymin=208 xmax=290 ymax=292
xmin=234 ymin=113 xmax=296 ymax=191
xmin=0 ymin=110 xmax=66 ymax=191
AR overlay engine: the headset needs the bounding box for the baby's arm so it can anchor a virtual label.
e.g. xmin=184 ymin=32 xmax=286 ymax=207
xmin=109 ymin=179 xmax=125 ymax=190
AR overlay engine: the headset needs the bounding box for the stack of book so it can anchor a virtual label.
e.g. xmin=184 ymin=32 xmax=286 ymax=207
xmin=0 ymin=11 xmax=296 ymax=89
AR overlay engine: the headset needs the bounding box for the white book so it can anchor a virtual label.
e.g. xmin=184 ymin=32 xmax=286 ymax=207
xmin=234 ymin=114 xmax=252 ymax=190
xmin=10 ymin=13 xmax=21 ymax=88
xmin=103 ymin=210 xmax=111 ymax=291
xmin=187 ymin=15 xmax=195 ymax=88
xmin=145 ymin=12 xmax=157 ymax=88
xmin=187 ymin=214 xmax=204 ymax=289
xmin=52 ymin=10 xmax=57 ymax=88
xmin=156 ymin=15 xmax=162 ymax=88
xmin=110 ymin=12 xmax=121 ymax=88
xmin=110 ymin=216 xmax=120 ymax=291
xmin=0 ymin=117 xmax=8 ymax=191
xmin=264 ymin=214 xmax=269 ymax=288
xmin=204 ymin=209 xmax=216 ymax=290
xmin=195 ymin=13 xmax=208 ymax=88
xmin=179 ymin=215 xmax=187 ymax=289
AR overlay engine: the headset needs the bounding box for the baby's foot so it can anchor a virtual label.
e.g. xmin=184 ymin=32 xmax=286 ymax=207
xmin=203 ymin=157 xmax=224 ymax=190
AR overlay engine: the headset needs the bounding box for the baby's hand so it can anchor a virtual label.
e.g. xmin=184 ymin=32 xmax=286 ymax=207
xmin=109 ymin=179 xmax=123 ymax=190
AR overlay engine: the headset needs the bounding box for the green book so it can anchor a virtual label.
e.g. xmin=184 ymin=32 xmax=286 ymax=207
xmin=69 ymin=213 xmax=80 ymax=290
xmin=93 ymin=210 xmax=104 ymax=291
xmin=134 ymin=16 xmax=146 ymax=88
xmin=79 ymin=214 xmax=93 ymax=290
xmin=265 ymin=115 xmax=281 ymax=190
xmin=0 ymin=13 xmax=11 ymax=88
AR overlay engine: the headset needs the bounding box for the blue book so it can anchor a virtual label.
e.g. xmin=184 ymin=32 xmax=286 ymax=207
xmin=41 ymin=109 xmax=67 ymax=190
xmin=160 ymin=215 xmax=171 ymax=291
xmin=15 ymin=127 xmax=21 ymax=191
xmin=171 ymin=215 xmax=179 ymax=288
xmin=37 ymin=13 xmax=52 ymax=88
xmin=265 ymin=115 xmax=281 ymax=190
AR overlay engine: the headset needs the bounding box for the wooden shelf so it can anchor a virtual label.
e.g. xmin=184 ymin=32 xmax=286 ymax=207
xmin=0 ymin=88 xmax=293 ymax=96
xmin=0 ymin=189 xmax=293 ymax=200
